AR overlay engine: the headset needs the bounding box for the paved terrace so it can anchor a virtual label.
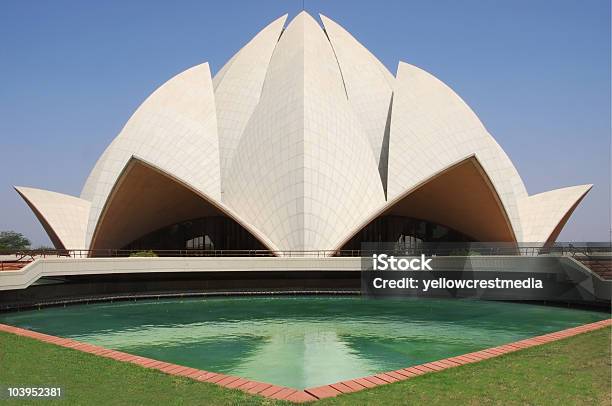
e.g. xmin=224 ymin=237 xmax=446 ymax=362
xmin=0 ymin=253 xmax=608 ymax=292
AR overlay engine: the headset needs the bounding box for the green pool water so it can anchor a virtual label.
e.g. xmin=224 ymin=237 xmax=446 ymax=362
xmin=0 ymin=297 xmax=608 ymax=389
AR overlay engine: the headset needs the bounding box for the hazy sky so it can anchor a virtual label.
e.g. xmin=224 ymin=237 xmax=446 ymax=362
xmin=0 ymin=0 xmax=610 ymax=246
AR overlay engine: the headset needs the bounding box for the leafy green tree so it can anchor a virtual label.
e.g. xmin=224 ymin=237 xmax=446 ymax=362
xmin=0 ymin=231 xmax=31 ymax=249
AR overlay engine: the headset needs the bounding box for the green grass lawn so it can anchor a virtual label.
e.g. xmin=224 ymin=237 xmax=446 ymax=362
xmin=0 ymin=327 xmax=609 ymax=405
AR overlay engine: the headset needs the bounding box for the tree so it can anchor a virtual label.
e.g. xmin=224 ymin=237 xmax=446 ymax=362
xmin=0 ymin=231 xmax=31 ymax=250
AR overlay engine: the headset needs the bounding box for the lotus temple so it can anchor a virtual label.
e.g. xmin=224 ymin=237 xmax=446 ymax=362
xmin=1 ymin=12 xmax=609 ymax=403
xmin=14 ymin=12 xmax=592 ymax=254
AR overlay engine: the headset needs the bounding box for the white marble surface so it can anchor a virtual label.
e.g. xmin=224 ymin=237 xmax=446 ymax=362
xmin=15 ymin=12 xmax=592 ymax=252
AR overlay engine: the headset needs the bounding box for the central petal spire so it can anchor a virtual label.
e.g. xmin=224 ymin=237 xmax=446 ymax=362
xmin=223 ymin=12 xmax=385 ymax=251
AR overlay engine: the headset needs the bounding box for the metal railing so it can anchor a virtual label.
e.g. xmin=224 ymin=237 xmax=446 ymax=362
xmin=0 ymin=243 xmax=609 ymax=262
xmin=0 ymin=249 xmax=360 ymax=259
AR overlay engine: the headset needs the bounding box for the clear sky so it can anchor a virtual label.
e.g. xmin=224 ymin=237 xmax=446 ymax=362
xmin=0 ymin=0 xmax=610 ymax=246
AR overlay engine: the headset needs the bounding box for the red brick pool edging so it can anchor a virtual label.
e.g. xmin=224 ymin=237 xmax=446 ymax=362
xmin=0 ymin=319 xmax=610 ymax=403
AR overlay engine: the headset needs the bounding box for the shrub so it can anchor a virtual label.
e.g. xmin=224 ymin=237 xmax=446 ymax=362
xmin=129 ymin=250 xmax=158 ymax=257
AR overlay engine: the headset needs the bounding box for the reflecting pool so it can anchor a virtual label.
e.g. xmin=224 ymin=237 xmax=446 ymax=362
xmin=1 ymin=297 xmax=607 ymax=388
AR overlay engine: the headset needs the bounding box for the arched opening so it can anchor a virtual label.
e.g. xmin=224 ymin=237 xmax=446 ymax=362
xmin=338 ymin=156 xmax=516 ymax=251
xmin=123 ymin=216 xmax=265 ymax=251
xmin=90 ymin=158 xmax=269 ymax=253
xmin=341 ymin=215 xmax=474 ymax=251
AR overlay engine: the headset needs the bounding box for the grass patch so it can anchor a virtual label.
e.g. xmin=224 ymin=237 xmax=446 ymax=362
xmin=319 ymin=327 xmax=611 ymax=406
xmin=0 ymin=331 xmax=283 ymax=406
xmin=0 ymin=327 xmax=609 ymax=405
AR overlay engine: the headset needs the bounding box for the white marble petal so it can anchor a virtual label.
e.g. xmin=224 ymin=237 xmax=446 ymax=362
xmin=80 ymin=63 xmax=221 ymax=247
xmin=214 ymin=14 xmax=287 ymax=192
xmin=518 ymin=184 xmax=592 ymax=243
xmin=386 ymin=62 xmax=528 ymax=239
xmin=223 ymin=12 xmax=385 ymax=251
xmin=15 ymin=186 xmax=90 ymax=249
xmin=320 ymin=14 xmax=395 ymax=188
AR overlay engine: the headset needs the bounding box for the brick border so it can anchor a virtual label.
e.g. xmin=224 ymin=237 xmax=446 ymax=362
xmin=304 ymin=318 xmax=612 ymax=399
xmin=0 ymin=319 xmax=609 ymax=403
